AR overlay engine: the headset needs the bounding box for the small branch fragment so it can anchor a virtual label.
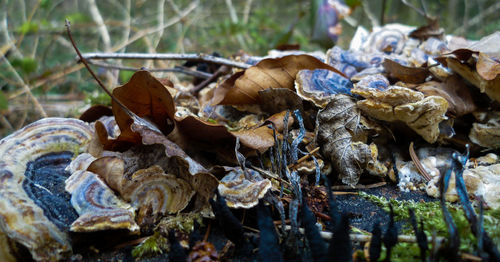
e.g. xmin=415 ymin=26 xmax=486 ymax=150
xmin=81 ymin=52 xmax=251 ymax=69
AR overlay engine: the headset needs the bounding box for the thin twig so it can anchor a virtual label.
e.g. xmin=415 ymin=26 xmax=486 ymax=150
xmin=85 ymin=60 xmax=213 ymax=79
xmin=242 ymin=225 xmax=260 ymax=233
xmin=281 ymin=225 xmax=444 ymax=243
xmin=331 ymin=182 xmax=386 ymax=190
xmin=252 ymin=166 xmax=292 ymax=187
xmin=87 ymin=0 xmax=111 ymax=50
xmin=111 ymin=0 xmax=198 ymax=52
xmin=380 ymin=0 xmax=386 ymax=25
xmin=191 ymin=65 xmax=230 ymax=94
xmin=361 ymin=0 xmax=380 ymax=28
xmin=401 ymin=0 xmax=427 ymax=17
xmin=242 ymin=0 xmax=254 ymax=24
xmin=288 ymin=147 xmax=320 ymax=169
xmin=0 ymin=56 xmax=47 ymax=117
xmin=15 ymin=0 xmax=41 ymax=51
xmin=8 ymin=63 xmax=84 ymax=100
xmin=453 ymin=1 xmax=500 ymax=34
xmin=332 ymin=191 xmax=359 ymax=195
xmin=65 ymin=20 xmax=142 ymax=124
xmin=409 ymin=142 xmax=432 ymax=182
xmin=203 ymin=221 xmax=211 ymax=242
xmin=0 ymin=114 xmax=13 ymax=132
xmin=87 ymin=0 xmax=115 ymax=85
xmin=81 ymin=52 xmax=251 ymax=69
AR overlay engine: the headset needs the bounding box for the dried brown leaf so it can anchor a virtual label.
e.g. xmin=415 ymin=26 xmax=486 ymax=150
xmin=447 ymin=57 xmax=500 ymax=103
xmin=316 ymin=95 xmax=387 ymax=186
xmin=477 ymin=52 xmax=500 ymax=81
xmin=79 ymin=105 xmax=113 ymax=123
xmin=382 ymin=59 xmax=430 ymax=84
xmin=112 ymin=70 xmax=176 ymax=143
xmin=416 ymin=76 xmax=477 ymax=117
xmin=408 ymin=18 xmax=444 ymax=40
xmin=230 ymin=111 xmax=293 ymax=153
xmin=212 ymin=55 xmax=346 ymax=105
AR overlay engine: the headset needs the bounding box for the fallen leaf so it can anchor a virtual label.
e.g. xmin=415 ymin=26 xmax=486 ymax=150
xmin=174 ymin=111 xmax=293 ymax=153
xmin=112 ymin=70 xmax=176 ymax=142
xmin=258 ymin=88 xmax=304 ymax=114
xmin=212 ymin=55 xmax=346 ymax=105
xmin=382 ymin=59 xmax=430 ymax=84
xmin=446 ymin=57 xmax=500 ymax=103
xmin=465 ymin=31 xmax=500 ymax=60
xmin=408 ymin=18 xmax=444 ymax=40
xmin=316 ymin=94 xmax=387 ymax=186
xmin=416 ymin=76 xmax=477 ymax=117
xmin=477 ymin=52 xmax=500 ymax=81
xmin=231 ymin=111 xmax=294 ymax=153
xmin=79 ymin=105 xmax=113 ymax=123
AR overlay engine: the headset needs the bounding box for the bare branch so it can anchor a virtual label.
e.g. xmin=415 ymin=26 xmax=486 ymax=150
xmin=8 ymin=63 xmax=84 ymax=100
xmin=361 ymin=0 xmax=380 ymax=28
xmin=281 ymin=225 xmax=444 ymax=243
xmin=111 ymin=0 xmax=198 ymax=52
xmin=81 ymin=52 xmax=251 ymax=69
xmin=0 ymin=56 xmax=47 ymax=117
xmin=453 ymin=1 xmax=500 ymax=35
xmin=87 ymin=0 xmax=111 ymax=51
xmin=86 ymin=60 xmax=213 ymax=79
xmin=242 ymin=0 xmax=254 ymax=24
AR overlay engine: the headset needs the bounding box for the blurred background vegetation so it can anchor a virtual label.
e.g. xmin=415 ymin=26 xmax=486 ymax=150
xmin=0 ymin=0 xmax=499 ymax=136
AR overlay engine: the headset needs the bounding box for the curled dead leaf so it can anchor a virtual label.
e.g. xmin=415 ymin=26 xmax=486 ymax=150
xmin=212 ymin=55 xmax=346 ymax=105
xmin=408 ymin=18 xmax=444 ymax=41
xmin=382 ymin=59 xmax=430 ymax=84
xmin=316 ymin=94 xmax=386 ymax=186
xmin=230 ymin=111 xmax=294 ymax=153
xmin=112 ymin=70 xmax=176 ymax=143
xmin=477 ymin=52 xmax=500 ymax=81
xmin=416 ymin=76 xmax=477 ymax=117
xmin=446 ymin=57 xmax=500 ymax=103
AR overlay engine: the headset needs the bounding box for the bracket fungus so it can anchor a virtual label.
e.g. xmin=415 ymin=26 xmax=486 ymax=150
xmin=64 ymin=170 xmax=139 ymax=233
xmin=469 ymin=112 xmax=500 ymax=149
xmin=0 ymin=118 xmax=93 ymax=261
xmin=217 ymin=169 xmax=272 ymax=209
xmin=88 ymin=157 xmax=196 ymax=223
xmin=352 ymin=85 xmax=448 ymax=143
xmin=295 ymin=69 xmax=353 ymax=108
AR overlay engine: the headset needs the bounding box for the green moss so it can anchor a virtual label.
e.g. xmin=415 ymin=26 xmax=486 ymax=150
xmin=85 ymin=91 xmax=112 ymax=107
xmin=132 ymin=232 xmax=169 ymax=260
xmin=359 ymin=191 xmax=500 ymax=258
xmin=156 ymin=213 xmax=203 ymax=234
